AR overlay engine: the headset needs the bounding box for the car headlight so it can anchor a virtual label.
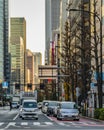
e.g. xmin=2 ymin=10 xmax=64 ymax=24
xmin=19 ymin=108 xmax=23 ymax=112
xmin=21 ymin=109 xmax=26 ymax=112
xmin=72 ymin=112 xmax=79 ymax=116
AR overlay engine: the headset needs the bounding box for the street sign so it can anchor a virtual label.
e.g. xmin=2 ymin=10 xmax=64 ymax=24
xmin=2 ymin=81 xmax=8 ymax=88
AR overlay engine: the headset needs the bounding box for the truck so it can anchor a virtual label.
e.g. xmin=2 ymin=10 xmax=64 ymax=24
xmin=12 ymin=96 xmax=20 ymax=103
xmin=20 ymin=91 xmax=37 ymax=105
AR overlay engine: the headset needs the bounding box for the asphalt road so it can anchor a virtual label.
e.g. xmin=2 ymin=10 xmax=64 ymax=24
xmin=0 ymin=107 xmax=104 ymax=130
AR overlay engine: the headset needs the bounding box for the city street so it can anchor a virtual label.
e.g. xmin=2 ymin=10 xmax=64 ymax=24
xmin=0 ymin=107 xmax=104 ymax=130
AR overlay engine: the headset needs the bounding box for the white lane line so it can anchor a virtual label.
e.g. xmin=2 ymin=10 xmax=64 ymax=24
xmin=13 ymin=113 xmax=19 ymax=120
xmin=89 ymin=121 xmax=96 ymax=124
xmin=21 ymin=122 xmax=28 ymax=125
xmin=45 ymin=122 xmax=53 ymax=125
xmin=0 ymin=123 xmax=4 ymax=126
xmin=33 ymin=122 xmax=40 ymax=125
xmin=44 ymin=114 xmax=53 ymax=121
xmin=5 ymin=122 xmax=16 ymax=129
xmin=57 ymin=122 xmax=65 ymax=126
xmin=68 ymin=122 xmax=77 ymax=125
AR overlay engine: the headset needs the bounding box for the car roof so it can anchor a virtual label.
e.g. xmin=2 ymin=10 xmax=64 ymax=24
xmin=23 ymin=99 xmax=37 ymax=102
xmin=12 ymin=101 xmax=18 ymax=103
xmin=60 ymin=101 xmax=75 ymax=103
xmin=59 ymin=101 xmax=76 ymax=104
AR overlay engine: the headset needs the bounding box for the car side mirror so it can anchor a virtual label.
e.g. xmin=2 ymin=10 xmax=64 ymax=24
xmin=45 ymin=103 xmax=48 ymax=106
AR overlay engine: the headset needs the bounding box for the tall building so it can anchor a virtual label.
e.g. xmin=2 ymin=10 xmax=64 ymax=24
xmin=33 ymin=52 xmax=42 ymax=85
xmin=45 ymin=0 xmax=60 ymax=65
xmin=10 ymin=17 xmax=26 ymax=93
xmin=10 ymin=18 xmax=26 ymax=49
xmin=0 ymin=0 xmax=10 ymax=90
xmin=26 ymin=49 xmax=35 ymax=92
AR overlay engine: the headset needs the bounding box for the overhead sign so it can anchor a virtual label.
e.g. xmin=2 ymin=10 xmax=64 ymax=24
xmin=2 ymin=81 xmax=8 ymax=88
xmin=38 ymin=65 xmax=57 ymax=79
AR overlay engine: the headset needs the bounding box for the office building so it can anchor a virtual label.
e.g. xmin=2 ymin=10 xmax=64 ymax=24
xmin=45 ymin=0 xmax=60 ymax=65
xmin=26 ymin=49 xmax=35 ymax=92
xmin=10 ymin=17 xmax=26 ymax=93
xmin=0 ymin=0 xmax=10 ymax=92
xmin=33 ymin=52 xmax=42 ymax=85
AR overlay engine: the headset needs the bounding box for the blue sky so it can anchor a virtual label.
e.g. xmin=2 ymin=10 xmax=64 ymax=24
xmin=9 ymin=0 xmax=45 ymax=64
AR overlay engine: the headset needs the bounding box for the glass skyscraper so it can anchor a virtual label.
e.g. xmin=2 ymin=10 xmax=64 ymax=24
xmin=10 ymin=17 xmax=26 ymax=93
xmin=0 ymin=0 xmax=10 ymax=86
xmin=45 ymin=0 xmax=60 ymax=65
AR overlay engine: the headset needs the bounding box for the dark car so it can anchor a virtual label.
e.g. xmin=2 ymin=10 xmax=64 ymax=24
xmin=46 ymin=101 xmax=58 ymax=116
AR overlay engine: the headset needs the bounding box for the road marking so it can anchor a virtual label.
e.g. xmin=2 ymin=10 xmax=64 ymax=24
xmin=33 ymin=122 xmax=40 ymax=125
xmin=68 ymin=122 xmax=77 ymax=125
xmin=21 ymin=122 xmax=28 ymax=125
xmin=5 ymin=122 xmax=16 ymax=129
xmin=0 ymin=123 xmax=4 ymax=126
xmin=57 ymin=122 xmax=65 ymax=126
xmin=89 ymin=121 xmax=96 ymax=124
xmin=44 ymin=114 xmax=53 ymax=121
xmin=0 ymin=121 xmax=103 ymax=128
xmin=45 ymin=122 xmax=53 ymax=125
xmin=13 ymin=113 xmax=19 ymax=120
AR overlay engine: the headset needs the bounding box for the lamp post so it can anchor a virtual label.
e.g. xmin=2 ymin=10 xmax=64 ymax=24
xmin=69 ymin=8 xmax=103 ymax=108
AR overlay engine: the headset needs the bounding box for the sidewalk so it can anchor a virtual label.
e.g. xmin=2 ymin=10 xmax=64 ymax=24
xmin=0 ymin=106 xmax=10 ymax=111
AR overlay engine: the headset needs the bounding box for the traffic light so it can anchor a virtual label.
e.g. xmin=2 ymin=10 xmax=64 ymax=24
xmin=40 ymin=83 xmax=44 ymax=89
xmin=27 ymin=83 xmax=32 ymax=89
xmin=15 ymin=83 xmax=20 ymax=89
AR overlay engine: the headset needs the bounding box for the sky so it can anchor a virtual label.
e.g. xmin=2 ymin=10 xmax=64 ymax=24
xmin=9 ymin=0 xmax=45 ymax=64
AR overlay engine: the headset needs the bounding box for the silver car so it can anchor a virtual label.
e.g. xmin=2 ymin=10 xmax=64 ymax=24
xmin=57 ymin=101 xmax=80 ymax=121
xmin=20 ymin=99 xmax=38 ymax=120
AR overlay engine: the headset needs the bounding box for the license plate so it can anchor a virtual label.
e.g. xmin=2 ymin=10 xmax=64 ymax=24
xmin=28 ymin=115 xmax=32 ymax=117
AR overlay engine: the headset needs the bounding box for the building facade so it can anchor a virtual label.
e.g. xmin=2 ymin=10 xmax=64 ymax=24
xmin=33 ymin=52 xmax=42 ymax=85
xmin=26 ymin=49 xmax=35 ymax=92
xmin=45 ymin=0 xmax=60 ymax=65
xmin=0 ymin=0 xmax=10 ymax=92
xmin=10 ymin=17 xmax=26 ymax=93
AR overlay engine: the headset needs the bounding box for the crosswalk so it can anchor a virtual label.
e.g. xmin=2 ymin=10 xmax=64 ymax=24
xmin=0 ymin=121 xmax=104 ymax=128
xmin=56 ymin=121 xmax=103 ymax=127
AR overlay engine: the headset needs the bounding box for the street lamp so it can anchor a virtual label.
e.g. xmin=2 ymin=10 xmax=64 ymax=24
xmin=69 ymin=8 xmax=103 ymax=108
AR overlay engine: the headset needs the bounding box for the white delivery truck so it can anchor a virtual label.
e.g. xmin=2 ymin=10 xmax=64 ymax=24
xmin=20 ymin=91 xmax=37 ymax=105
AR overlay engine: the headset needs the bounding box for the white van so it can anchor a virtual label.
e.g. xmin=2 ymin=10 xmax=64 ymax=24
xmin=20 ymin=99 xmax=38 ymax=120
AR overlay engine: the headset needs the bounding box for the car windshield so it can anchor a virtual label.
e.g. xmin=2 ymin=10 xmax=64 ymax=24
xmin=43 ymin=101 xmax=49 ymax=105
xmin=61 ymin=103 xmax=77 ymax=109
xmin=48 ymin=101 xmax=57 ymax=106
xmin=23 ymin=102 xmax=37 ymax=108
xmin=12 ymin=102 xmax=17 ymax=105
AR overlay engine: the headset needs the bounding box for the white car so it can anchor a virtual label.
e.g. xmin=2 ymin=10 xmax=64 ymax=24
xmin=41 ymin=100 xmax=50 ymax=113
xmin=20 ymin=99 xmax=38 ymax=120
xmin=57 ymin=101 xmax=80 ymax=121
xmin=37 ymin=102 xmax=42 ymax=109
xmin=11 ymin=102 xmax=19 ymax=109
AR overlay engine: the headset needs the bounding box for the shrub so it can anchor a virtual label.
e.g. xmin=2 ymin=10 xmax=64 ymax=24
xmin=94 ymin=108 xmax=104 ymax=120
xmin=99 ymin=108 xmax=104 ymax=120
xmin=94 ymin=108 xmax=100 ymax=119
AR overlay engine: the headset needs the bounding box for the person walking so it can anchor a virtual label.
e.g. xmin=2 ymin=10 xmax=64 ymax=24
xmin=9 ymin=101 xmax=12 ymax=110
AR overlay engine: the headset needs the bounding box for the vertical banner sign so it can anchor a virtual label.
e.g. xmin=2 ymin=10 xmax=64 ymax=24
xmin=34 ymin=90 xmax=37 ymax=100
xmin=76 ymin=87 xmax=80 ymax=97
xmin=2 ymin=81 xmax=8 ymax=88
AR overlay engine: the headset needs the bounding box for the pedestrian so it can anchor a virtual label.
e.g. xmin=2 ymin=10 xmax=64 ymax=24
xmin=9 ymin=101 xmax=12 ymax=110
